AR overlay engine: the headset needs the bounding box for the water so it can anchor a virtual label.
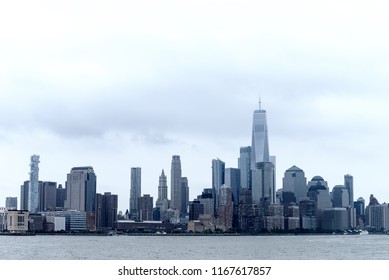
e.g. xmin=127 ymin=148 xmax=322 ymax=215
xmin=1 ymin=234 xmax=389 ymax=260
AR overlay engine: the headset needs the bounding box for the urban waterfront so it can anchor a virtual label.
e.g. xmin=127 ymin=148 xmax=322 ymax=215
xmin=1 ymin=234 xmax=389 ymax=260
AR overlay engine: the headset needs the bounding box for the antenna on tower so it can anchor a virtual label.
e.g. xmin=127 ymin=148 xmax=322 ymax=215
xmin=259 ymin=96 xmax=262 ymax=110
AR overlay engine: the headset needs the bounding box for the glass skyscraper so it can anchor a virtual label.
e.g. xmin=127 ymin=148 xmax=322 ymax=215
xmin=250 ymin=99 xmax=270 ymax=169
xmin=28 ymin=154 xmax=40 ymax=213
xmin=130 ymin=167 xmax=141 ymax=217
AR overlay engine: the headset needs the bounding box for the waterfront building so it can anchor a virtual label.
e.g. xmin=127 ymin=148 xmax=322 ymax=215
xmin=212 ymin=158 xmax=225 ymax=216
xmin=96 ymin=192 xmax=118 ymax=229
xmin=365 ymin=203 xmax=389 ymax=232
xmin=322 ymin=208 xmax=349 ymax=231
xmin=0 ymin=207 xmax=7 ymax=231
xmin=64 ymin=166 xmax=97 ymax=213
xmin=138 ymin=194 xmax=153 ymax=221
xmin=7 ymin=210 xmax=29 ymax=233
xmin=238 ymin=146 xmax=251 ymax=189
xmin=5 ymin=197 xmax=17 ymax=210
xmin=170 ymin=155 xmax=182 ymax=213
xmin=28 ymin=155 xmax=40 ymax=213
xmin=45 ymin=215 xmax=66 ymax=232
xmin=282 ymin=166 xmax=307 ymax=203
xmin=129 ymin=167 xmax=141 ymax=219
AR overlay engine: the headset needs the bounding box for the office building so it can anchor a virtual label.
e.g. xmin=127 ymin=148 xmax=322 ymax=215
xmin=217 ymin=185 xmax=233 ymax=231
xmin=39 ymin=181 xmax=57 ymax=211
xmin=331 ymin=185 xmax=349 ymax=208
xmin=28 ymin=154 xmax=40 ymax=213
xmin=181 ymin=177 xmax=189 ymax=215
xmin=238 ymin=146 xmax=251 ymax=189
xmin=96 ymin=192 xmax=118 ymax=229
xmin=251 ymin=162 xmax=275 ymax=209
xmin=170 ymin=155 xmax=182 ymax=212
xmin=282 ymin=165 xmax=307 ymax=203
xmin=138 ymin=194 xmax=153 ymax=221
xmin=56 ymin=184 xmax=66 ymax=209
xmin=212 ymin=158 xmax=225 ymax=215
xmin=130 ymin=167 xmax=141 ymax=218
xmin=189 ymin=200 xmax=204 ymax=221
xmin=20 ymin=181 xmax=29 ymax=211
xmin=251 ymin=99 xmax=270 ymax=168
xmin=156 ymin=169 xmax=169 ymax=215
xmin=344 ymin=174 xmax=354 ymax=207
xmin=224 ymin=168 xmax=241 ymax=206
xmin=5 ymin=197 xmax=17 ymax=210
xmin=64 ymin=166 xmax=97 ymax=212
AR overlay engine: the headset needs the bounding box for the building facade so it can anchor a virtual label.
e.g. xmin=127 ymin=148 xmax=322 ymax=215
xmin=130 ymin=167 xmax=141 ymax=218
xmin=28 ymin=155 xmax=40 ymax=213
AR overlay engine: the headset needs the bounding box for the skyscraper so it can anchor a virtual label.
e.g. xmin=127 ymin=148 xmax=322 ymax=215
xmin=344 ymin=174 xmax=354 ymax=207
xmin=181 ymin=177 xmax=189 ymax=215
xmin=130 ymin=167 xmax=141 ymax=218
xmin=251 ymin=99 xmax=270 ymax=169
xmin=96 ymin=192 xmax=118 ymax=229
xmin=212 ymin=158 xmax=225 ymax=216
xmin=282 ymin=165 xmax=307 ymax=203
xmin=20 ymin=181 xmax=29 ymax=210
xmin=238 ymin=146 xmax=251 ymax=189
xmin=171 ymin=155 xmax=182 ymax=212
xmin=157 ymin=169 xmax=168 ymax=202
xmin=28 ymin=155 xmax=40 ymax=213
xmin=64 ymin=166 xmax=96 ymax=212
xmin=5 ymin=197 xmax=17 ymax=210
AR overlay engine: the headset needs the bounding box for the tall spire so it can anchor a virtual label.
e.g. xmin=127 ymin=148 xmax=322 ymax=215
xmin=259 ymin=96 xmax=261 ymax=110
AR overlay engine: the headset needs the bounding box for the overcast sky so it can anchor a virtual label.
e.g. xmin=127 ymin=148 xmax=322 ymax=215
xmin=1 ymin=1 xmax=388 ymax=211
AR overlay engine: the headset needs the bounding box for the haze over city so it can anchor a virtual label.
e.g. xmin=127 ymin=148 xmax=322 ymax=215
xmin=1 ymin=1 xmax=389 ymax=212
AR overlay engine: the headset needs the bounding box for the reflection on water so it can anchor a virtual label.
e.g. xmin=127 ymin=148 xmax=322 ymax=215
xmin=1 ymin=234 xmax=388 ymax=260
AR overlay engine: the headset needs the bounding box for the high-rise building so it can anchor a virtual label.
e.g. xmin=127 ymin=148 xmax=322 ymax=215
xmin=170 ymin=155 xmax=182 ymax=212
xmin=156 ymin=169 xmax=169 ymax=215
xmin=251 ymin=162 xmax=275 ymax=208
xmin=307 ymin=176 xmax=332 ymax=229
xmin=331 ymin=185 xmax=349 ymax=208
xmin=39 ymin=181 xmax=57 ymax=211
xmin=238 ymin=146 xmax=251 ymax=189
xmin=344 ymin=174 xmax=354 ymax=207
xmin=130 ymin=167 xmax=141 ymax=218
xmin=212 ymin=158 xmax=225 ymax=215
xmin=181 ymin=177 xmax=189 ymax=215
xmin=224 ymin=168 xmax=241 ymax=207
xmin=251 ymin=99 xmax=270 ymax=168
xmin=56 ymin=184 xmax=66 ymax=209
xmin=64 ymin=166 xmax=96 ymax=212
xmin=96 ymin=192 xmax=118 ymax=229
xmin=138 ymin=194 xmax=153 ymax=221
xmin=189 ymin=200 xmax=204 ymax=221
xmin=5 ymin=197 xmax=17 ymax=210
xmin=157 ymin=169 xmax=168 ymax=201
xmin=20 ymin=181 xmax=29 ymax=211
xmin=217 ymin=185 xmax=233 ymax=231
xmin=197 ymin=188 xmax=214 ymax=216
xmin=282 ymin=165 xmax=307 ymax=203
xmin=28 ymin=154 xmax=40 ymax=213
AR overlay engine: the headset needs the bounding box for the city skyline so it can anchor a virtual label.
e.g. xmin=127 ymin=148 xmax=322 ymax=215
xmin=1 ymin=1 xmax=389 ymax=212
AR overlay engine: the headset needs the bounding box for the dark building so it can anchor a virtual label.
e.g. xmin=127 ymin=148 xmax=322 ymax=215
xmin=138 ymin=194 xmax=153 ymax=221
xmin=56 ymin=184 xmax=66 ymax=208
xmin=354 ymin=197 xmax=365 ymax=228
xmin=189 ymin=200 xmax=204 ymax=221
xmin=5 ymin=197 xmax=17 ymax=210
xmin=20 ymin=181 xmax=29 ymax=211
xmin=39 ymin=181 xmax=57 ymax=211
xmin=95 ymin=192 xmax=118 ymax=230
